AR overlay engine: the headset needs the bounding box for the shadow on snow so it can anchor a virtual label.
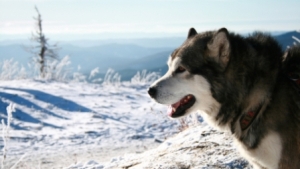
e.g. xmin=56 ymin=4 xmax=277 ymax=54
xmin=0 ymin=87 xmax=94 ymax=130
xmin=0 ymin=100 xmax=61 ymax=130
xmin=1 ymin=87 xmax=92 ymax=112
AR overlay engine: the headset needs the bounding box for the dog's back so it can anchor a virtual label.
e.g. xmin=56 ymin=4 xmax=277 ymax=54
xmin=278 ymin=45 xmax=300 ymax=168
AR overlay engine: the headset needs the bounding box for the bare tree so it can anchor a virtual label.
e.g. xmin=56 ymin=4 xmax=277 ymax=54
xmin=29 ymin=6 xmax=60 ymax=78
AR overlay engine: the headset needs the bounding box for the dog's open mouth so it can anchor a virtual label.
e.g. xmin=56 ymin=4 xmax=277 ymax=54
xmin=167 ymin=94 xmax=196 ymax=118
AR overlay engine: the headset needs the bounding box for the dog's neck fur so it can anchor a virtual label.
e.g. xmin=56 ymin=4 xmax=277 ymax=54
xmin=209 ymin=32 xmax=281 ymax=149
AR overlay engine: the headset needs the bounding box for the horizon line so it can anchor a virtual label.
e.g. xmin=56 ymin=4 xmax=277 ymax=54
xmin=1 ymin=29 xmax=299 ymax=41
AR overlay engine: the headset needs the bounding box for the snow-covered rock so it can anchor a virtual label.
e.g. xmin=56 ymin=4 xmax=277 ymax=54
xmin=67 ymin=124 xmax=251 ymax=169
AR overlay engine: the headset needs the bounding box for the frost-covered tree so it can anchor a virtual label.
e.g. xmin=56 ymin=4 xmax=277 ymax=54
xmin=28 ymin=6 xmax=60 ymax=78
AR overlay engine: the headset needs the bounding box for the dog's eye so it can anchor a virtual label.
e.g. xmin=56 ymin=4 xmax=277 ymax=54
xmin=175 ymin=66 xmax=186 ymax=73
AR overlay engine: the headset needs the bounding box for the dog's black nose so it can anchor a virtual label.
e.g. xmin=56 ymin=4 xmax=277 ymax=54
xmin=148 ymin=87 xmax=157 ymax=98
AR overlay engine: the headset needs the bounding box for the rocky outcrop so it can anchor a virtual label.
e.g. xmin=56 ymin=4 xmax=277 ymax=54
xmin=103 ymin=124 xmax=251 ymax=169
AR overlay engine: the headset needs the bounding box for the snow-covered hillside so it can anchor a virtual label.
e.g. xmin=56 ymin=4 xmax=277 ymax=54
xmin=0 ymin=80 xmax=248 ymax=169
xmin=0 ymin=80 xmax=179 ymax=168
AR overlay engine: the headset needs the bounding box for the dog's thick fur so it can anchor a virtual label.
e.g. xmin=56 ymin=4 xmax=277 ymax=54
xmin=148 ymin=28 xmax=300 ymax=169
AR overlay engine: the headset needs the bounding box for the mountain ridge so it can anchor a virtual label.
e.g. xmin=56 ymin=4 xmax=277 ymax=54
xmin=0 ymin=30 xmax=299 ymax=80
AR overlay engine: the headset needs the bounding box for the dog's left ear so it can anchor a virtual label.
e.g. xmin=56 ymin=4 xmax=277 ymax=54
xmin=187 ymin=28 xmax=197 ymax=39
xmin=207 ymin=28 xmax=230 ymax=69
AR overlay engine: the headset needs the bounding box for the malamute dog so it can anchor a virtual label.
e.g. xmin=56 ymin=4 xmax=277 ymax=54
xmin=148 ymin=28 xmax=300 ymax=169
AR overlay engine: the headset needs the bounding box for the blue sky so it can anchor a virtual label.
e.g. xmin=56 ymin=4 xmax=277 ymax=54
xmin=1 ymin=0 xmax=300 ymax=40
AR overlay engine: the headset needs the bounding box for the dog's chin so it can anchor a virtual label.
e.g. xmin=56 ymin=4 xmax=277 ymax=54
xmin=167 ymin=94 xmax=196 ymax=118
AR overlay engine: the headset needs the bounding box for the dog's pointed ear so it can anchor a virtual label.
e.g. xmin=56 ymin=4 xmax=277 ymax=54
xmin=187 ymin=28 xmax=197 ymax=39
xmin=207 ymin=28 xmax=230 ymax=69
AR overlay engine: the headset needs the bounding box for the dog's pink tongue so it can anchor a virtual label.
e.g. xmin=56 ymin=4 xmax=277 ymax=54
xmin=167 ymin=101 xmax=181 ymax=116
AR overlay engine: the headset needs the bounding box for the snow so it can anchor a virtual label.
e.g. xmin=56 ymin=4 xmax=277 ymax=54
xmin=0 ymin=80 xmax=249 ymax=168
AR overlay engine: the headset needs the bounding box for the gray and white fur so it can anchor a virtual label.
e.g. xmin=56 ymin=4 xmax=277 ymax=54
xmin=148 ymin=28 xmax=300 ymax=169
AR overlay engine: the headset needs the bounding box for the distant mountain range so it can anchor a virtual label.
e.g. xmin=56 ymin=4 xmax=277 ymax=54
xmin=0 ymin=31 xmax=299 ymax=81
xmin=0 ymin=43 xmax=173 ymax=75
xmin=59 ymin=43 xmax=172 ymax=73
xmin=273 ymin=31 xmax=300 ymax=48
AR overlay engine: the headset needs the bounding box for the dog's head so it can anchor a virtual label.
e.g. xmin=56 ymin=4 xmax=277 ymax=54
xmin=148 ymin=28 xmax=230 ymax=118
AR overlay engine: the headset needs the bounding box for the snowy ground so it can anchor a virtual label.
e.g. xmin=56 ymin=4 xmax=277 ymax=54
xmin=0 ymin=80 xmax=181 ymax=168
xmin=0 ymin=80 xmax=248 ymax=169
